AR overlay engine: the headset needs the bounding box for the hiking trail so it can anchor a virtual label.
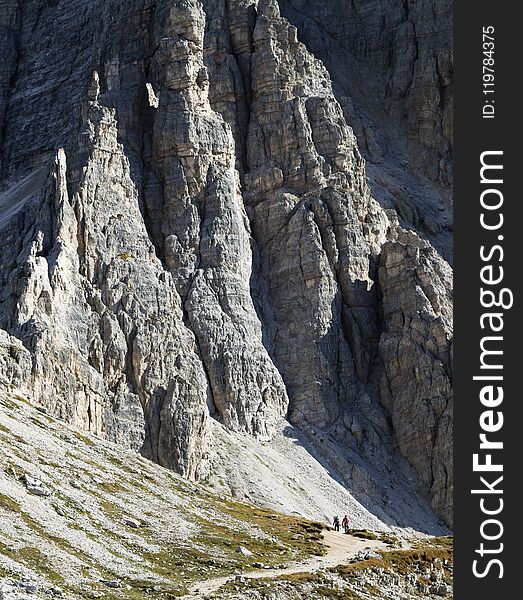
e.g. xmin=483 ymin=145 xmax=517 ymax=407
xmin=180 ymin=530 xmax=392 ymax=598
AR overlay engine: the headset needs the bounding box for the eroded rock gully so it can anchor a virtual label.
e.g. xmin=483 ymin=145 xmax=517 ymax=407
xmin=0 ymin=0 xmax=452 ymax=527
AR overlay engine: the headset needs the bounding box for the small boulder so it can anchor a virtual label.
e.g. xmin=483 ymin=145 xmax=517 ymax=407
xmin=124 ymin=518 xmax=141 ymax=529
xmin=47 ymin=587 xmax=63 ymax=596
xmin=22 ymin=475 xmax=51 ymax=497
xmin=431 ymin=583 xmax=452 ymax=596
xmin=236 ymin=546 xmax=253 ymax=557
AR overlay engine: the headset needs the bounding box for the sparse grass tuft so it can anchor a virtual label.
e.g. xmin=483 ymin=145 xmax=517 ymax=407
xmin=350 ymin=529 xmax=378 ymax=540
xmin=379 ymin=533 xmax=400 ymax=546
xmin=211 ymin=497 xmax=326 ymax=558
xmin=3 ymin=545 xmax=64 ymax=584
xmin=219 ymin=571 xmax=364 ymax=599
xmin=424 ymin=535 xmax=453 ymax=549
xmin=99 ymin=499 xmax=122 ymax=520
xmin=98 ymin=480 xmax=126 ymax=494
xmin=0 ymin=492 xmax=20 ymax=513
xmin=332 ymin=547 xmax=453 ymax=580
xmin=73 ymin=431 xmax=95 ymax=447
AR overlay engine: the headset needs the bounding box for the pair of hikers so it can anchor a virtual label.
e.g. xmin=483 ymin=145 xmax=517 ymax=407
xmin=333 ymin=514 xmax=350 ymax=533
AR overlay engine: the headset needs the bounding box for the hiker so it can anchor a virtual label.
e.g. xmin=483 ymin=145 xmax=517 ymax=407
xmin=342 ymin=514 xmax=350 ymax=534
xmin=333 ymin=515 xmax=340 ymax=532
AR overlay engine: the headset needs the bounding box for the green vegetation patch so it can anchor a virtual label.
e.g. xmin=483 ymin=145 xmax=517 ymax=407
xmin=136 ymin=502 xmax=325 ymax=594
xmin=0 ymin=395 xmax=18 ymax=411
xmin=140 ymin=543 xmax=222 ymax=591
xmin=379 ymin=533 xmax=400 ymax=546
xmin=0 ymin=492 xmax=20 ymax=513
xmin=14 ymin=394 xmax=30 ymax=406
xmin=210 ymin=497 xmax=326 ymax=558
xmin=98 ymin=480 xmax=128 ymax=494
xmin=0 ymin=543 xmax=64 ymax=585
xmin=73 ymin=431 xmax=95 ymax=447
xmin=217 ymin=571 xmax=364 ymax=600
xmin=419 ymin=535 xmax=454 ymax=549
xmin=350 ymin=529 xmax=378 ymax=540
xmin=98 ymin=499 xmax=123 ymax=520
xmin=332 ymin=547 xmax=453 ymax=581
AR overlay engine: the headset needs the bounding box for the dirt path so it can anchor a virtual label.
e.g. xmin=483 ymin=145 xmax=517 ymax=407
xmin=180 ymin=530 xmax=388 ymax=599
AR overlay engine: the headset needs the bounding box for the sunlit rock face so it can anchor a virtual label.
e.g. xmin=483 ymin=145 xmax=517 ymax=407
xmin=0 ymin=0 xmax=452 ymax=526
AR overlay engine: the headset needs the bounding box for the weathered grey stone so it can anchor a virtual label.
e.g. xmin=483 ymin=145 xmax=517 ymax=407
xmin=146 ymin=0 xmax=289 ymax=439
xmin=22 ymin=474 xmax=51 ymax=497
xmin=278 ymin=0 xmax=453 ymax=260
xmin=124 ymin=518 xmax=141 ymax=529
xmin=0 ymin=0 xmax=453 ymax=527
xmin=101 ymin=580 xmax=120 ymax=589
xmin=0 ymin=330 xmax=31 ymax=390
xmin=378 ymin=231 xmax=453 ymax=525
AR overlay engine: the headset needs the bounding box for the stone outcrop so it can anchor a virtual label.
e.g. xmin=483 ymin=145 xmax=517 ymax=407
xmin=278 ymin=0 xmax=453 ymax=261
xmin=0 ymin=0 xmax=452 ymax=526
xmin=147 ymin=0 xmax=288 ymax=439
xmin=378 ymin=228 xmax=453 ymax=524
xmin=0 ymin=329 xmax=31 ymax=391
xmin=278 ymin=0 xmax=453 ymax=179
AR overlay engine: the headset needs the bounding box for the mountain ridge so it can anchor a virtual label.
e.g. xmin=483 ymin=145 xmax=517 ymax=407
xmin=0 ymin=0 xmax=453 ymax=529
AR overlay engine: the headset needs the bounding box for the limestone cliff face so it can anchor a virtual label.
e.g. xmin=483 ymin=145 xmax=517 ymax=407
xmin=0 ymin=0 xmax=452 ymax=526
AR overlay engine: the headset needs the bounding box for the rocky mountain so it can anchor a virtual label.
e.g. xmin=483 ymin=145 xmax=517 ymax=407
xmin=0 ymin=0 xmax=452 ymax=533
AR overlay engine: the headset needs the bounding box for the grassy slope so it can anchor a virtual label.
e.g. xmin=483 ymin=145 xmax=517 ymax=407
xmin=0 ymin=388 xmax=324 ymax=599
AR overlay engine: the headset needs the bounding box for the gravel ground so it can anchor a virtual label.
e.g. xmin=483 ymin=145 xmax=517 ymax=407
xmin=206 ymin=422 xmax=447 ymax=535
xmin=1 ymin=385 xmax=446 ymax=599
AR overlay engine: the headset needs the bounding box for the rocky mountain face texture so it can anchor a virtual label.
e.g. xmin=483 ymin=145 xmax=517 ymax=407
xmin=0 ymin=0 xmax=453 ymax=528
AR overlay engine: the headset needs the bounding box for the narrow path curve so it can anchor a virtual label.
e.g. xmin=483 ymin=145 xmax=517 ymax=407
xmin=180 ymin=530 xmax=389 ymax=599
